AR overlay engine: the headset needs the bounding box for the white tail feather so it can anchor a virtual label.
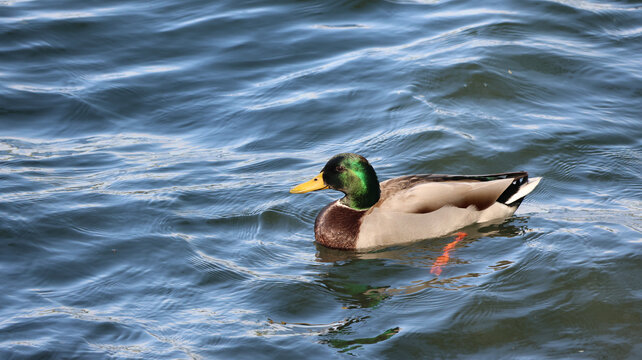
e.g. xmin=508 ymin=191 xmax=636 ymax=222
xmin=505 ymin=177 xmax=542 ymax=204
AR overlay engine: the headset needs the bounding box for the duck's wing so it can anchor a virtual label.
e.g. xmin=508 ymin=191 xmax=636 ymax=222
xmin=376 ymin=172 xmax=535 ymax=214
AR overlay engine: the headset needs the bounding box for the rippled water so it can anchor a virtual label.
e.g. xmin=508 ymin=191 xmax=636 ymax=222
xmin=1 ymin=0 xmax=641 ymax=358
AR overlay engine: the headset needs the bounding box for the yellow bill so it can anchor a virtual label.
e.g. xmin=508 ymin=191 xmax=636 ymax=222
xmin=290 ymin=172 xmax=329 ymax=193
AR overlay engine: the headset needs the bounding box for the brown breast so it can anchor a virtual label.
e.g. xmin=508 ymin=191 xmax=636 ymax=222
xmin=314 ymin=201 xmax=366 ymax=250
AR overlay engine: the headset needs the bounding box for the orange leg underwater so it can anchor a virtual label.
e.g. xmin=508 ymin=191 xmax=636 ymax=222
xmin=430 ymin=232 xmax=467 ymax=276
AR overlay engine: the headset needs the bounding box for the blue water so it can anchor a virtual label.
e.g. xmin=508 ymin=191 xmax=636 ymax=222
xmin=1 ymin=0 xmax=641 ymax=358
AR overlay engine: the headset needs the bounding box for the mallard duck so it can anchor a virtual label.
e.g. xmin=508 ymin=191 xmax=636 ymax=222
xmin=290 ymin=153 xmax=541 ymax=250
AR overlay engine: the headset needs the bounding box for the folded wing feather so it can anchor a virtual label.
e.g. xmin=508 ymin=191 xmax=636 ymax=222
xmin=376 ymin=178 xmax=515 ymax=214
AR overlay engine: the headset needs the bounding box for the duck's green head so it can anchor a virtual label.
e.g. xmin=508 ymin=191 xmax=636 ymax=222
xmin=290 ymin=153 xmax=380 ymax=210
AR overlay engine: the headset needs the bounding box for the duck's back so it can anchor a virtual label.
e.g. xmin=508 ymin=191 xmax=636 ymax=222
xmin=377 ymin=174 xmax=522 ymax=213
xmin=356 ymin=172 xmax=538 ymax=249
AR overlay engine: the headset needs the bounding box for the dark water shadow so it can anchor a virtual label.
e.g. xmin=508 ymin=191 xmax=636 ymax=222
xmin=256 ymin=316 xmax=400 ymax=355
xmin=320 ymin=327 xmax=400 ymax=355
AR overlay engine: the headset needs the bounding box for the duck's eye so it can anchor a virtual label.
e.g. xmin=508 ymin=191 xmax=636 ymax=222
xmin=335 ymin=166 xmax=346 ymax=172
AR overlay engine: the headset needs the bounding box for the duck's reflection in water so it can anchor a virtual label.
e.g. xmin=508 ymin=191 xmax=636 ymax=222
xmin=260 ymin=220 xmax=528 ymax=354
xmin=315 ymin=219 xmax=527 ymax=298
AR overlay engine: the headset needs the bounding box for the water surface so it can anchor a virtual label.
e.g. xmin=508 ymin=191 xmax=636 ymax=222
xmin=1 ymin=0 xmax=641 ymax=358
